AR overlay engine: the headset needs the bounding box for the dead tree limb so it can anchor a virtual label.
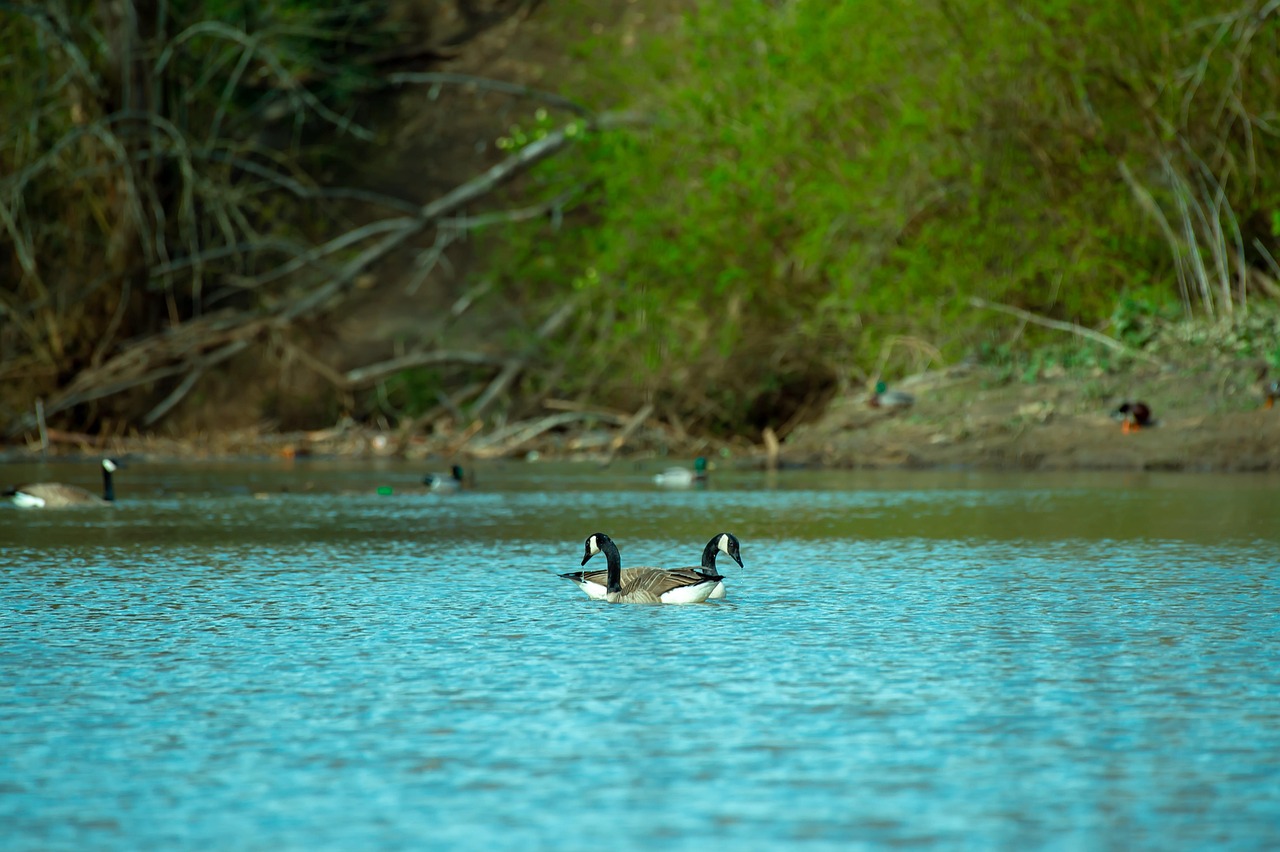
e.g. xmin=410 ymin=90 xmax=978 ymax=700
xmin=969 ymin=298 xmax=1165 ymax=366
xmin=344 ymin=350 xmax=509 ymax=388
xmin=600 ymin=403 xmax=655 ymax=467
xmin=470 ymin=300 xmax=578 ymax=419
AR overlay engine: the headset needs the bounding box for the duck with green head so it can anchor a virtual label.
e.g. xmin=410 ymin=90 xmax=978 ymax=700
xmin=869 ymin=380 xmax=914 ymax=410
xmin=653 ymin=456 xmax=708 ymax=487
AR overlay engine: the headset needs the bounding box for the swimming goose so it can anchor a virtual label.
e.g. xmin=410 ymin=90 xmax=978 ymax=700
xmin=561 ymin=532 xmax=722 ymax=604
xmin=5 ymin=458 xmax=121 ymax=508
xmin=561 ymin=532 xmax=742 ymax=601
xmin=653 ymin=456 xmax=708 ymax=487
xmin=693 ymin=532 xmax=743 ymax=600
xmin=423 ymin=464 xmax=465 ymax=492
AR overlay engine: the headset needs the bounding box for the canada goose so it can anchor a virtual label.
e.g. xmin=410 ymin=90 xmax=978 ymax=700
xmin=5 ymin=458 xmax=121 ymax=508
xmin=562 ymin=532 xmax=742 ymax=601
xmin=423 ymin=464 xmax=465 ymax=492
xmin=1113 ymin=401 xmax=1154 ymax=433
xmin=869 ymin=380 xmax=914 ymax=410
xmin=694 ymin=532 xmax=743 ymax=600
xmin=653 ymin=456 xmax=708 ymax=487
xmin=562 ymin=532 xmax=722 ymax=604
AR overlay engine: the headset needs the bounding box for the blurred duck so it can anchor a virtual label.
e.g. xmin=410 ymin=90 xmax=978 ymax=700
xmin=653 ymin=456 xmax=708 ymax=487
xmin=560 ymin=532 xmax=722 ymax=605
xmin=423 ymin=464 xmax=465 ymax=492
xmin=5 ymin=458 xmax=121 ymax=508
xmin=1113 ymin=401 xmax=1153 ymax=433
xmin=869 ymin=380 xmax=914 ymax=410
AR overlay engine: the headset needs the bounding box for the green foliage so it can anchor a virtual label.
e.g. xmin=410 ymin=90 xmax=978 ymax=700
xmin=491 ymin=0 xmax=1280 ymax=435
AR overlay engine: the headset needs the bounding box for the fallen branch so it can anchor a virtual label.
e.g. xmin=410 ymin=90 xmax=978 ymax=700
xmin=467 ymin=412 xmax=610 ymax=458
xmin=343 ymin=350 xmax=508 ymax=388
xmin=276 ymin=112 xmax=646 ymax=324
xmin=387 ymin=71 xmax=592 ymax=116
xmin=471 ymin=300 xmax=579 ymax=418
xmin=143 ymin=338 xmax=250 ymax=425
xmin=969 ymin=297 xmax=1164 ymax=366
xmin=601 ymin=403 xmax=655 ymax=467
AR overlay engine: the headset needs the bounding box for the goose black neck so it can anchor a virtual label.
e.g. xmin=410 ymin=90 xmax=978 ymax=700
xmin=602 ymin=537 xmax=623 ymax=595
xmin=700 ymin=536 xmax=719 ymax=571
xmin=102 ymin=465 xmax=115 ymax=502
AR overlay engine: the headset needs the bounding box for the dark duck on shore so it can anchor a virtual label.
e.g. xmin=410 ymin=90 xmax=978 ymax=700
xmin=1113 ymin=401 xmax=1154 ymax=433
xmin=1255 ymin=363 xmax=1280 ymax=410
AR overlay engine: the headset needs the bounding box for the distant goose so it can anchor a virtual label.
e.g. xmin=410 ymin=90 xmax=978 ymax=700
xmin=1113 ymin=401 xmax=1154 ymax=433
xmin=5 ymin=458 xmax=121 ymax=508
xmin=653 ymin=456 xmax=708 ymax=487
xmin=423 ymin=464 xmax=465 ymax=492
xmin=561 ymin=532 xmax=722 ymax=604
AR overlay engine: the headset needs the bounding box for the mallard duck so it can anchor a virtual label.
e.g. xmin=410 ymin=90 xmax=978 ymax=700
xmin=1113 ymin=401 xmax=1153 ymax=433
xmin=5 ymin=458 xmax=121 ymax=508
xmin=423 ymin=464 xmax=465 ymax=492
xmin=869 ymin=380 xmax=914 ymax=410
xmin=653 ymin=456 xmax=708 ymax=487
xmin=562 ymin=531 xmax=743 ymax=602
xmin=561 ymin=532 xmax=722 ymax=604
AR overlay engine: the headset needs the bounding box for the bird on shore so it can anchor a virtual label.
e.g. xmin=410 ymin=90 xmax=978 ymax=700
xmin=869 ymin=380 xmax=914 ymax=410
xmin=423 ymin=464 xmax=465 ymax=492
xmin=5 ymin=458 xmax=122 ymax=508
xmin=653 ymin=456 xmax=708 ymax=487
xmin=1113 ymin=401 xmax=1154 ymax=433
xmin=560 ymin=532 xmax=722 ymax=605
xmin=1255 ymin=363 xmax=1279 ymax=410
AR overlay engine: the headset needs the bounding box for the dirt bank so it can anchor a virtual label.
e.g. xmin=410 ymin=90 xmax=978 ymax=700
xmin=783 ymin=361 xmax=1280 ymax=473
xmin=5 ymin=360 xmax=1279 ymax=473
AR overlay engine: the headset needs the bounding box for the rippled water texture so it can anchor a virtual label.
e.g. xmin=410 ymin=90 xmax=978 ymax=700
xmin=2 ymin=462 xmax=1279 ymax=850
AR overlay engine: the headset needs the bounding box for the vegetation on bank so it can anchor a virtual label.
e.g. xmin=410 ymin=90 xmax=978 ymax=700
xmin=2 ymin=0 xmax=1279 ymax=445
xmin=496 ymin=0 xmax=1280 ymax=433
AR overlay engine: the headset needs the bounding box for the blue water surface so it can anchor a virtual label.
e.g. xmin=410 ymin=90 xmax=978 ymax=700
xmin=2 ymin=465 xmax=1278 ymax=850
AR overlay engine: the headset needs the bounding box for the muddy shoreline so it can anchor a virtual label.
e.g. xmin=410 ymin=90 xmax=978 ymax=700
xmin=5 ymin=365 xmax=1279 ymax=473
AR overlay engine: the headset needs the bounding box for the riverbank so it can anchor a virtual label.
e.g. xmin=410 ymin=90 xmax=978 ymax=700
xmin=4 ymin=359 xmax=1278 ymax=473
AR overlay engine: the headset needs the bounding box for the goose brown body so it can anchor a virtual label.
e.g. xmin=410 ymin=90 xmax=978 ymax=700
xmin=563 ymin=533 xmax=722 ymax=605
xmin=561 ymin=532 xmax=741 ymax=601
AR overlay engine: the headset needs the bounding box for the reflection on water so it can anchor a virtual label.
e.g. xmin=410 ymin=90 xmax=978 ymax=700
xmin=2 ymin=462 xmax=1278 ymax=849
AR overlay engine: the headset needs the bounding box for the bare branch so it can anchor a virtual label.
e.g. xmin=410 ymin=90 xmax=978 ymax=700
xmin=970 ymin=298 xmax=1164 ymax=366
xmin=387 ymin=72 xmax=592 ymax=116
